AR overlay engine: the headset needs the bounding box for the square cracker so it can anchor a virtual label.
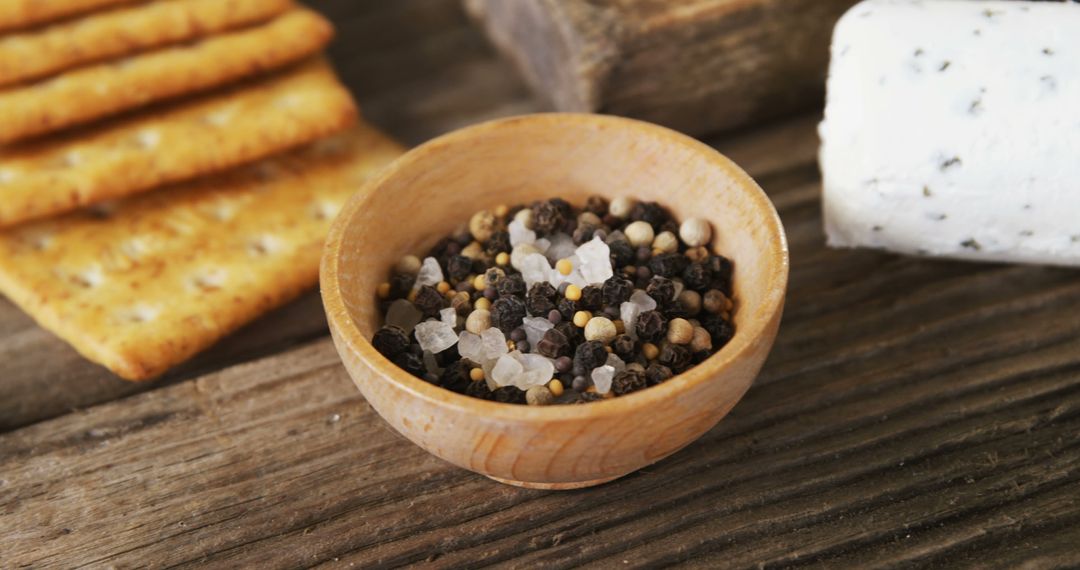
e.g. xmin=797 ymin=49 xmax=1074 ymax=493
xmin=0 ymin=59 xmax=358 ymax=227
xmin=0 ymin=123 xmax=405 ymax=381
xmin=0 ymin=7 xmax=334 ymax=144
xmin=0 ymin=0 xmax=292 ymax=88
xmin=0 ymin=0 xmax=138 ymax=33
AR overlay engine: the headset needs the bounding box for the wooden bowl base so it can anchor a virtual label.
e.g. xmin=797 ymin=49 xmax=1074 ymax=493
xmin=486 ymin=474 xmax=622 ymax=490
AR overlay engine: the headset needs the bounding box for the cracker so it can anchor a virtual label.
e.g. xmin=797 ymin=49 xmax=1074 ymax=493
xmin=0 ymin=8 xmax=333 ymax=144
xmin=0 ymin=59 xmax=358 ymax=227
xmin=0 ymin=0 xmax=138 ymax=33
xmin=0 ymin=123 xmax=405 ymax=381
xmin=0 ymin=0 xmax=292 ymax=88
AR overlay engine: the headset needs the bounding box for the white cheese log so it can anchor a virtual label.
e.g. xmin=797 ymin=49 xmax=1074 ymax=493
xmin=819 ymin=0 xmax=1080 ymax=266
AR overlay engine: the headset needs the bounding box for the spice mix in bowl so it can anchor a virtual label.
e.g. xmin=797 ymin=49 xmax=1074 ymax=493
xmin=321 ymin=113 xmax=788 ymax=489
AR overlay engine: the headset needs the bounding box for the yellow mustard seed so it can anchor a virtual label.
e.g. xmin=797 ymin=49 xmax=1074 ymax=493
xmin=377 ymin=282 xmax=391 ymax=299
xmin=507 ymin=340 xmax=516 ymax=351
xmin=436 ymin=281 xmax=451 ymax=294
xmin=495 ymin=252 xmax=510 ymax=266
xmin=473 ymin=274 xmax=487 ymax=291
xmin=407 ymin=289 xmax=418 ymax=302
xmin=474 ymin=297 xmax=491 ymax=311
xmin=493 ymin=204 xmax=509 ymax=218
xmin=642 ymin=342 xmax=660 ymax=360
xmin=573 ymin=310 xmax=592 ymax=327
xmin=548 ymin=379 xmax=564 ymax=397
xmin=469 ymin=367 xmax=485 ymax=382
xmin=556 ymin=258 xmax=574 ymax=276
xmin=565 ymin=284 xmax=582 ymax=301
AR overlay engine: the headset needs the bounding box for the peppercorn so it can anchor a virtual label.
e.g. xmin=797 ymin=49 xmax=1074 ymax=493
xmin=658 ymin=343 xmax=691 ymax=372
xmin=460 ymin=241 xmax=485 ymax=260
xmin=572 ymin=223 xmax=598 ymax=245
xmin=531 ymin=200 xmax=566 ymax=235
xmin=510 ymin=327 xmax=527 ymax=343
xmin=536 ymin=327 xmax=570 ymax=358
xmin=645 ymin=362 xmax=673 ymax=386
xmin=611 ymin=334 xmax=637 ymax=361
xmin=413 ymin=285 xmax=445 ymax=317
xmin=685 ymin=246 xmax=709 ymax=262
xmin=484 ymin=267 xmax=506 ymax=288
xmin=474 ymin=297 xmax=491 ymax=311
xmin=490 ymin=296 xmax=527 ymax=333
xmin=636 ymin=246 xmax=652 ymax=263
xmin=703 ymin=289 xmax=731 ymax=314
xmin=388 ymin=273 xmax=415 ymax=299
xmin=427 ymin=237 xmax=452 ymax=259
xmin=609 ymin=197 xmax=635 ymax=218
xmin=652 ymin=231 xmax=679 ymax=254
xmin=465 ymin=379 xmax=493 ymax=400
xmin=571 ymin=375 xmax=590 ymax=392
xmin=612 ymin=369 xmax=647 ymax=395
xmin=573 ymin=310 xmax=593 ymax=328
xmin=645 ymin=276 xmax=676 ymax=307
xmin=681 ymin=262 xmax=711 ymax=292
xmin=625 ymin=221 xmax=655 ymax=248
xmin=690 ymin=326 xmax=713 ymax=353
xmin=485 ymin=230 xmax=511 ymax=255
xmin=554 ymin=320 xmax=583 ymax=346
xmin=574 ymin=340 xmax=608 ymax=372
xmin=585 ymin=195 xmax=608 ymax=216
xmin=649 ymin=252 xmax=689 ymax=278
xmin=578 ymin=285 xmax=603 ymax=311
xmin=630 ymin=201 xmax=669 ymax=228
xmin=547 ymin=309 xmax=562 ymax=324
xmin=706 ymin=255 xmax=734 ymax=291
xmin=441 ymin=255 xmax=470 ymax=283
xmin=440 ymin=361 xmax=474 ymax=393
xmin=525 ymin=282 xmax=558 ymax=316
xmin=496 ymin=273 xmax=526 ymax=298
xmin=607 ymin=239 xmax=635 ymax=267
xmin=517 ymin=340 xmax=531 ymax=353
xmin=679 ymin=217 xmax=712 ymax=247
xmin=469 ymin=210 xmax=496 ymax=242
xmin=525 ymin=385 xmax=555 ymax=406
xmin=491 ymin=386 xmax=526 ymax=404
xmin=576 ymin=391 xmax=605 ymax=403
xmin=635 ymin=310 xmax=668 ymax=343
xmin=557 ymin=297 xmax=578 ymax=321
xmin=395 ymin=255 xmax=422 ymax=276
xmin=450 ymin=291 xmax=472 ymax=315
xmin=554 ymin=355 xmax=573 ymax=373
xmin=602 ymin=276 xmax=634 ymax=306
xmin=666 ymin=318 xmax=694 ymax=345
xmin=642 ymin=342 xmax=660 ymax=360
xmin=700 ymin=314 xmax=735 ymax=348
xmin=583 ymin=316 xmax=617 ymax=343
xmin=372 ymin=325 xmax=411 ymax=358
xmin=392 ymin=351 xmax=427 ymax=378
xmin=495 ymin=252 xmax=510 ymax=266
xmin=676 ymin=290 xmax=702 ymax=316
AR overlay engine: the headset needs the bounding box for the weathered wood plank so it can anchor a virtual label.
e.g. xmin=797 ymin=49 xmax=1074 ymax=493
xmin=2 ymin=122 xmax=1079 ymax=565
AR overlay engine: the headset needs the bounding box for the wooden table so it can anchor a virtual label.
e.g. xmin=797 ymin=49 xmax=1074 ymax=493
xmin=3 ymin=1 xmax=1079 ymax=567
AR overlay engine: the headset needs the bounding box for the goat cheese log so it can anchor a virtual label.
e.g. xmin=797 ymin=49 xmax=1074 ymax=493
xmin=819 ymin=0 xmax=1080 ymax=266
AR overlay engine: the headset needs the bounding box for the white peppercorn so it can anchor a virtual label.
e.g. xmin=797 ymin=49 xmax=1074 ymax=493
xmin=679 ymin=218 xmax=712 ymax=247
xmin=689 ymin=326 xmax=712 ymax=352
xmin=514 ymin=208 xmax=533 ymax=228
xmin=469 ymin=210 xmax=497 ymax=242
xmin=526 ymin=385 xmax=556 ymax=406
xmin=652 ymin=231 xmax=679 ymax=254
xmin=666 ymin=317 xmax=694 ymax=345
xmin=677 ymin=289 xmax=702 ymax=315
xmin=461 ymin=241 xmax=485 ymax=259
xmin=703 ymin=290 xmax=732 ymax=314
xmin=395 ymin=255 xmax=421 ymax=276
xmin=609 ymin=197 xmax=636 ymax=218
xmin=465 ymin=309 xmax=492 ymax=334
xmin=578 ymin=211 xmax=603 ymax=227
xmin=584 ymin=316 xmax=617 ymax=343
xmin=625 ymin=221 xmax=655 ymax=248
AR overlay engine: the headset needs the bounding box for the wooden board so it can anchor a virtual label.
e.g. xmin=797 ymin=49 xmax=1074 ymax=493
xmin=1 ymin=0 xmax=1078 ymax=567
xmin=464 ymin=0 xmax=858 ymax=136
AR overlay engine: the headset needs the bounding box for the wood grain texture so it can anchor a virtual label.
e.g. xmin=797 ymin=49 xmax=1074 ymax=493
xmin=464 ymin=0 xmax=858 ymax=136
xmin=1 ymin=0 xmax=1079 ymax=567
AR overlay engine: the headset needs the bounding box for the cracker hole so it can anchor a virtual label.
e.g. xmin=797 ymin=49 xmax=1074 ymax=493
xmin=189 ymin=269 xmax=227 ymax=292
xmin=119 ymin=305 xmax=159 ymax=324
xmin=311 ymin=201 xmax=340 ymax=221
xmin=248 ymin=235 xmax=279 ymax=256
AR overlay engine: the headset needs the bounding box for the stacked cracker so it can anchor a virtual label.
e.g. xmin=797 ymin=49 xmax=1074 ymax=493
xmin=0 ymin=1 xmax=405 ymax=380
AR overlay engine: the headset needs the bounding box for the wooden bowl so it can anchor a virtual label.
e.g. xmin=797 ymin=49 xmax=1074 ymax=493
xmin=321 ymin=113 xmax=788 ymax=489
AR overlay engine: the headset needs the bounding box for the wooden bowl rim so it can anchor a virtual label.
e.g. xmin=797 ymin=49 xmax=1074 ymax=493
xmin=321 ymin=112 xmax=789 ymax=422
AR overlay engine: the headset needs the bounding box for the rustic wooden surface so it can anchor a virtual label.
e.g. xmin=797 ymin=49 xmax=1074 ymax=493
xmin=464 ymin=0 xmax=858 ymax=136
xmin=2 ymin=0 xmax=1079 ymax=567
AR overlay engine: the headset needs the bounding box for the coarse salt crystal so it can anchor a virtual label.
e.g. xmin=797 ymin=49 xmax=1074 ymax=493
xmin=414 ymin=320 xmax=457 ymax=353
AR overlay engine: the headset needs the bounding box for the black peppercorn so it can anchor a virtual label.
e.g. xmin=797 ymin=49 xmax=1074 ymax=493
xmin=388 ymin=273 xmax=414 ymax=299
xmin=611 ymin=334 xmax=637 ymax=361
xmin=612 ymin=369 xmax=647 ymax=395
xmin=649 ymin=252 xmax=689 ymax=278
xmin=706 ymin=255 xmax=734 ymax=294
xmin=602 ymin=276 xmax=634 ymax=306
xmin=526 ymin=282 xmax=558 ymax=316
xmin=557 ymin=297 xmax=578 ymax=321
xmin=658 ymin=344 xmax=691 ymax=372
xmin=700 ymin=314 xmax=735 ymax=349
xmin=572 ymin=223 xmax=598 ymax=245
xmin=645 ymin=362 xmax=673 ymax=386
xmin=484 ymin=267 xmax=506 ymax=287
xmin=392 ymin=351 xmax=427 ymax=378
xmin=466 ymin=379 xmax=493 ymax=400
xmin=574 ymin=340 xmax=608 ymax=372
xmin=532 ymin=200 xmax=566 ymax=235
xmin=607 ymin=239 xmax=635 ymax=268
xmin=579 ymin=285 xmax=603 ymax=311
xmin=492 ymin=386 xmax=527 ymax=404
xmin=631 ymin=201 xmax=669 ymax=229
xmin=446 ymin=255 xmax=473 ymax=283
xmin=413 ymin=285 xmax=445 ymax=317
xmin=485 ymin=230 xmax=511 ymax=255
xmin=585 ymin=195 xmax=608 ymax=217
xmin=571 ymin=375 xmax=590 ymax=392
xmin=682 ymin=262 xmax=711 ymax=291
xmin=576 ymin=391 xmax=606 ymax=403
xmin=536 ymin=327 xmax=570 ymax=358
xmin=439 ymin=360 xmax=473 ymax=393
xmin=426 ymin=237 xmax=453 ymax=259
xmin=645 ymin=276 xmax=675 ymax=307
xmin=496 ymin=273 xmax=526 ymax=298
xmin=554 ymin=320 xmax=583 ymax=346
xmin=372 ymin=325 xmax=411 ymax=358
xmin=490 ymin=296 xmax=527 ymax=333
xmin=635 ymin=310 xmax=668 ymax=343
